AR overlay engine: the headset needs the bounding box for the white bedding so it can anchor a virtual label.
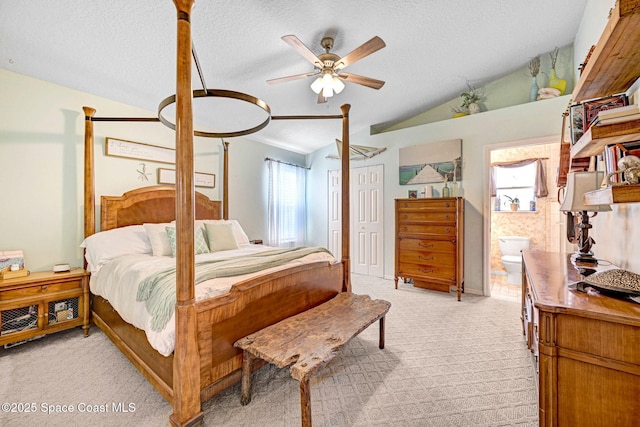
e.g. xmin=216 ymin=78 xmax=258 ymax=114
xmin=90 ymin=244 xmax=336 ymax=356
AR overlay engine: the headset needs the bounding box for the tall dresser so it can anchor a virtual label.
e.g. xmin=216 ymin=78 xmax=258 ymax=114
xmin=394 ymin=198 xmax=464 ymax=300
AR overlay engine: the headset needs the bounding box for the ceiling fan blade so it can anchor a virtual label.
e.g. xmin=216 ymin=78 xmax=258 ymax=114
xmin=317 ymin=92 xmax=328 ymax=104
xmin=267 ymin=72 xmax=317 ymax=85
xmin=281 ymin=35 xmax=323 ymax=68
xmin=338 ymin=72 xmax=385 ymax=90
xmin=334 ymin=36 xmax=386 ymax=70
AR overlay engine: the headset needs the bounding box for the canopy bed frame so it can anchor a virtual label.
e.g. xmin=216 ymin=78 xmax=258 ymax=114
xmin=81 ymin=2 xmax=353 ymax=425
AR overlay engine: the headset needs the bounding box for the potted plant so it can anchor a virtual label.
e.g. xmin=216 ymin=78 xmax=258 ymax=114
xmin=503 ymin=195 xmax=520 ymax=211
xmin=460 ymin=83 xmax=483 ymax=114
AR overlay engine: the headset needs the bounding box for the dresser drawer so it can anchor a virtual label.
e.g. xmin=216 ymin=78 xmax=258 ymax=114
xmin=398 ymin=211 xmax=456 ymax=222
xmin=398 ymin=224 xmax=456 ymax=235
xmin=0 ymin=279 xmax=83 ymax=301
xmin=397 ymin=199 xmax=456 ymax=211
xmin=399 ymin=250 xmax=455 ymax=267
xmin=397 ymin=262 xmax=456 ymax=281
xmin=398 ymin=238 xmax=456 ymax=254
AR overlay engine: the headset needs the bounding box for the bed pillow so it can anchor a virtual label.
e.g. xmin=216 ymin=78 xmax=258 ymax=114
xmin=165 ymin=226 xmax=210 ymax=257
xmin=80 ymin=225 xmax=152 ymax=273
xmin=195 ymin=219 xmax=250 ymax=246
xmin=204 ymin=222 xmax=239 ymax=251
xmin=143 ymin=223 xmax=173 ymax=257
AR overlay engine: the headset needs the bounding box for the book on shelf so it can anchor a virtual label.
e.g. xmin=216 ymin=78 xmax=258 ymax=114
xmin=591 ymin=104 xmax=640 ymax=126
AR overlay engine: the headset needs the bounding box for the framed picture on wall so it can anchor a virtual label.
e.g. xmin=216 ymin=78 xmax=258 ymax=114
xmin=157 ymin=168 xmax=215 ymax=188
xmin=399 ymin=139 xmax=462 ymax=185
xmin=105 ymin=137 xmax=175 ymax=164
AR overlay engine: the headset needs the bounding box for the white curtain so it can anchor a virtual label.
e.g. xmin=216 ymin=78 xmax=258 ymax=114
xmin=267 ymin=159 xmax=307 ymax=247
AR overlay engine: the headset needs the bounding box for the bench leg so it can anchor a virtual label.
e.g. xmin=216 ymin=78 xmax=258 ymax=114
xmin=240 ymin=351 xmax=254 ymax=406
xmin=379 ymin=316 xmax=385 ymax=349
xmin=299 ymin=378 xmax=312 ymax=427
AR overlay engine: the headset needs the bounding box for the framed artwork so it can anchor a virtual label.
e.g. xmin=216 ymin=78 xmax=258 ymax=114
xmin=408 ymin=190 xmax=418 ymax=198
xmin=399 ymin=139 xmax=462 ymax=185
xmin=106 ymin=137 xmax=175 ymax=164
xmin=583 ymin=93 xmax=628 ymax=131
xmin=569 ymin=103 xmax=584 ymax=145
xmin=157 ymin=168 xmax=215 ymax=188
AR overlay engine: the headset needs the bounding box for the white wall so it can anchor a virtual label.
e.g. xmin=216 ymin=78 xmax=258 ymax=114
xmin=307 ymin=96 xmax=570 ymax=294
xmin=0 ymin=69 xmax=304 ymax=272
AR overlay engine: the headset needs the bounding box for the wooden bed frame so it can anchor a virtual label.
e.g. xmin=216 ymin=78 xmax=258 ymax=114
xmin=82 ymin=2 xmax=353 ymax=425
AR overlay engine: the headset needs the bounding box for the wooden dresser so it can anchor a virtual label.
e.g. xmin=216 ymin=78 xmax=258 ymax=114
xmin=394 ymin=198 xmax=464 ymax=300
xmin=522 ymin=250 xmax=640 ymax=427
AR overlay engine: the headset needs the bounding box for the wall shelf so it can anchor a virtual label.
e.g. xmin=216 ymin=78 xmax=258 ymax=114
xmin=571 ymin=118 xmax=640 ymax=158
xmin=584 ymin=183 xmax=640 ymax=204
xmin=569 ymin=0 xmax=640 ymax=205
xmin=572 ymin=0 xmax=640 ymax=103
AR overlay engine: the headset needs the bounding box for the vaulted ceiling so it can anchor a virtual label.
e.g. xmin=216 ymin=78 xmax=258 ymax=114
xmin=0 ymin=1 xmax=588 ymax=154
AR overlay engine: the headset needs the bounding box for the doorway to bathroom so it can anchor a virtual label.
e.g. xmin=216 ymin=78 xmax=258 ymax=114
xmin=484 ymin=136 xmax=563 ymax=301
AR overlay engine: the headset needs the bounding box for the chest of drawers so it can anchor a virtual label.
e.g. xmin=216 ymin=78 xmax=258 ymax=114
xmin=394 ymin=198 xmax=464 ymax=300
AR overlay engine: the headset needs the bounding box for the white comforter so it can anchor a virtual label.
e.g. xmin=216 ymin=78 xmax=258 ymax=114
xmin=90 ymin=244 xmax=336 ymax=356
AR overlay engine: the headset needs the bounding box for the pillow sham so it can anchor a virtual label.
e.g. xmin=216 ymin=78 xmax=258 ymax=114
xmin=80 ymin=225 xmax=151 ymax=273
xmin=194 ymin=219 xmax=250 ymax=246
xmin=165 ymin=226 xmax=210 ymax=257
xmin=143 ymin=223 xmax=173 ymax=257
xmin=204 ymin=222 xmax=239 ymax=251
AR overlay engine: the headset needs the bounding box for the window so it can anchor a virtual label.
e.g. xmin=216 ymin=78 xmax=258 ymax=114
xmin=266 ymin=159 xmax=307 ymax=247
xmin=494 ymin=162 xmax=537 ymax=211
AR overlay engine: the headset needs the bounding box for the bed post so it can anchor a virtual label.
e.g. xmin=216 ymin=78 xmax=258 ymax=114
xmin=83 ymin=106 xmax=96 ymax=243
xmin=170 ymin=1 xmax=203 ymax=426
xmin=340 ymin=104 xmax=351 ymax=293
xmin=223 ymin=140 xmax=229 ymax=220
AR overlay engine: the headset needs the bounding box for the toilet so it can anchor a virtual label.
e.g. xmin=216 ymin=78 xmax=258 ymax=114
xmin=498 ymin=236 xmax=531 ymax=286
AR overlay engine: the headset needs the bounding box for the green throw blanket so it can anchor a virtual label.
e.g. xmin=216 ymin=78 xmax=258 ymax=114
xmin=137 ymin=246 xmax=332 ymax=331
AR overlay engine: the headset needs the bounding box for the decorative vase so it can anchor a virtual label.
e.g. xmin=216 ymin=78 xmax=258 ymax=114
xmin=468 ymin=102 xmax=480 ymax=114
xmin=548 ymin=68 xmax=566 ymax=95
xmin=453 ymin=111 xmax=468 ymax=118
xmin=442 ymin=181 xmax=450 ymax=197
xmin=529 ymin=76 xmax=539 ymax=102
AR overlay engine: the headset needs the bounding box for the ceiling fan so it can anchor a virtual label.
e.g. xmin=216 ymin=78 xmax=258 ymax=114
xmin=267 ymin=34 xmax=386 ymax=103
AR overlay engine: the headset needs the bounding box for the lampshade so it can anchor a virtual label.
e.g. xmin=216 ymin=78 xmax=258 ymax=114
xmin=559 ymin=171 xmax=611 ymax=212
xmin=310 ymin=74 xmax=345 ymax=97
xmin=310 ymin=76 xmax=324 ymax=94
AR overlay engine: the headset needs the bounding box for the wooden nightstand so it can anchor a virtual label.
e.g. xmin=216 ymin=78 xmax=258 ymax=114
xmin=0 ymin=268 xmax=90 ymax=347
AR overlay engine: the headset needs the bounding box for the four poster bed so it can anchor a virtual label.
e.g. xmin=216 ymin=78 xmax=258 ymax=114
xmin=81 ymin=2 xmax=353 ymax=426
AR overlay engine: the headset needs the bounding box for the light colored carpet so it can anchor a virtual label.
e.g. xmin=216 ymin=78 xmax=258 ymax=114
xmin=0 ymin=274 xmax=538 ymax=426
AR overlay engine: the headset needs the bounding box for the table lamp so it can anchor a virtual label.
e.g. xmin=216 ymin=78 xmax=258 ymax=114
xmin=559 ymin=171 xmax=611 ymax=266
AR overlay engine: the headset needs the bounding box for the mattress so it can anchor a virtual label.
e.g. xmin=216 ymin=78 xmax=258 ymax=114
xmin=90 ymin=244 xmax=336 ymax=356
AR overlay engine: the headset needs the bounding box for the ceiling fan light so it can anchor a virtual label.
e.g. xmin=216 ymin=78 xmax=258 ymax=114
xmin=322 ymin=84 xmax=334 ymax=98
xmin=310 ymin=76 xmax=324 ymax=94
xmin=332 ymin=77 xmax=345 ymax=94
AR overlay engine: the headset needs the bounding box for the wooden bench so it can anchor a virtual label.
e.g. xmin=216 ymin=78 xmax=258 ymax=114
xmin=234 ymin=292 xmax=391 ymax=427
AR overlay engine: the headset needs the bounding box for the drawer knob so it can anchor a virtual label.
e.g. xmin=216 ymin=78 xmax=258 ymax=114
xmin=418 ymin=242 xmax=433 ymax=248
xmin=445 ymin=214 xmax=450 ymax=220
xmin=445 ymin=227 xmax=451 ymax=233
xmin=41 ymin=286 xmax=47 ymax=291
xmin=419 ymin=268 xmax=434 ymax=273
xmin=404 ymin=214 xmax=408 ymax=219
xmin=445 ymin=202 xmax=450 ymax=208
xmin=419 ymin=255 xmax=434 ymax=261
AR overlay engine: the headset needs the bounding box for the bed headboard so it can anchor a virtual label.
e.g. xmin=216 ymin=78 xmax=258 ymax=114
xmin=100 ymin=185 xmax=222 ymax=231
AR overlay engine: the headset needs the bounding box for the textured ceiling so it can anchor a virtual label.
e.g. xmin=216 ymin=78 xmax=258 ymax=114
xmin=0 ymin=0 xmax=588 ymax=154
